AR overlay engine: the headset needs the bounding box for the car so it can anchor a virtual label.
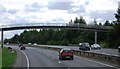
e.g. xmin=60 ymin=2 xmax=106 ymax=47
xmin=33 ymin=43 xmax=37 ymax=46
xmin=59 ymin=48 xmax=74 ymax=60
xmin=118 ymin=46 xmax=120 ymax=52
xmin=79 ymin=43 xmax=91 ymax=50
xmin=28 ymin=43 xmax=32 ymax=46
xmin=91 ymin=44 xmax=101 ymax=49
xmin=19 ymin=43 xmax=23 ymax=47
xmin=20 ymin=45 xmax=26 ymax=50
xmin=6 ymin=43 xmax=9 ymax=45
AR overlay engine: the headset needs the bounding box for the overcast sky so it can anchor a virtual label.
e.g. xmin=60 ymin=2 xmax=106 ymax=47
xmin=0 ymin=0 xmax=119 ymax=39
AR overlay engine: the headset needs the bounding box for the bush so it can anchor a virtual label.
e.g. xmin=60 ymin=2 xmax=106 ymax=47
xmin=99 ymin=42 xmax=109 ymax=48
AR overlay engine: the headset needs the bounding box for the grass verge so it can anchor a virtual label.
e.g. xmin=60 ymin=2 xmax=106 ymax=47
xmin=2 ymin=47 xmax=17 ymax=68
xmin=0 ymin=48 xmax=2 ymax=68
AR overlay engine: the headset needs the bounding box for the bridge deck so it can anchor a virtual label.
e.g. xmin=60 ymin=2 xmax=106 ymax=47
xmin=0 ymin=23 xmax=113 ymax=31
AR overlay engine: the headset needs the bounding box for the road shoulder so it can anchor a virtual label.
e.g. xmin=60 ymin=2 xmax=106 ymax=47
xmin=12 ymin=49 xmax=27 ymax=68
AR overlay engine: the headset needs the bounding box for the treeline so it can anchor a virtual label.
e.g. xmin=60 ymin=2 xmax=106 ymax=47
xmin=4 ymin=8 xmax=120 ymax=48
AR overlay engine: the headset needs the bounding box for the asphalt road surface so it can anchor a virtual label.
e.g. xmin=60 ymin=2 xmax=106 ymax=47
xmin=39 ymin=45 xmax=118 ymax=56
xmin=8 ymin=45 xmax=117 ymax=69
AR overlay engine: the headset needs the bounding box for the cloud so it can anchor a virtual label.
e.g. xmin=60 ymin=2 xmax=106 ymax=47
xmin=67 ymin=0 xmax=89 ymax=14
xmin=89 ymin=10 xmax=116 ymax=22
xmin=24 ymin=2 xmax=45 ymax=12
xmin=51 ymin=18 xmax=66 ymax=23
xmin=31 ymin=2 xmax=42 ymax=8
xmin=0 ymin=5 xmax=18 ymax=14
xmin=7 ymin=9 xmax=18 ymax=14
xmin=1 ymin=0 xmax=118 ymax=24
xmin=0 ymin=0 xmax=119 ymax=39
xmin=8 ymin=16 xmax=28 ymax=24
xmin=48 ymin=0 xmax=73 ymax=2
xmin=0 ymin=5 xmax=7 ymax=14
xmin=68 ymin=5 xmax=86 ymax=14
xmin=48 ymin=2 xmax=72 ymax=10
xmin=85 ymin=0 xmax=117 ymax=12
xmin=84 ymin=1 xmax=89 ymax=5
xmin=3 ymin=30 xmax=24 ymax=39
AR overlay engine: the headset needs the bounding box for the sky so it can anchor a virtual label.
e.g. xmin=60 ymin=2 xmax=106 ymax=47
xmin=0 ymin=0 xmax=119 ymax=39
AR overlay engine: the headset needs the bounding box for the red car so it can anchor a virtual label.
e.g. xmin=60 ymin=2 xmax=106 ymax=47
xmin=59 ymin=48 xmax=74 ymax=60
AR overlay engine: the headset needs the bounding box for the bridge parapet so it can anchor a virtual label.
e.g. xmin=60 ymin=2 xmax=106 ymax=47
xmin=66 ymin=23 xmax=113 ymax=30
xmin=1 ymin=23 xmax=67 ymax=28
xmin=0 ymin=23 xmax=113 ymax=31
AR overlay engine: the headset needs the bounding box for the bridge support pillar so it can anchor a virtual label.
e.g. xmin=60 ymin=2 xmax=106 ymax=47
xmin=95 ymin=31 xmax=97 ymax=44
xmin=1 ymin=29 xmax=3 ymax=48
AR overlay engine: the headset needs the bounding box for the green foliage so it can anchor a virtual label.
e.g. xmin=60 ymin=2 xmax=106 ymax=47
xmin=99 ymin=41 xmax=109 ymax=48
xmin=106 ymin=8 xmax=120 ymax=48
xmin=104 ymin=20 xmax=112 ymax=26
xmin=107 ymin=24 xmax=120 ymax=48
xmin=60 ymin=39 xmax=69 ymax=46
xmin=115 ymin=8 xmax=120 ymax=23
xmin=0 ymin=49 xmax=1 ymax=68
xmin=2 ymin=48 xmax=17 ymax=68
xmin=74 ymin=16 xmax=86 ymax=24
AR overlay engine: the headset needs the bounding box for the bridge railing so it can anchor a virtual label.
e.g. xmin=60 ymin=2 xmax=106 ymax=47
xmin=1 ymin=23 xmax=67 ymax=28
xmin=66 ymin=23 xmax=113 ymax=30
xmin=0 ymin=23 xmax=113 ymax=30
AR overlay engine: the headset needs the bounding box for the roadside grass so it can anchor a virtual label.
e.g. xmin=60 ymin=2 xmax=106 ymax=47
xmin=0 ymin=48 xmax=2 ymax=68
xmin=2 ymin=48 xmax=17 ymax=68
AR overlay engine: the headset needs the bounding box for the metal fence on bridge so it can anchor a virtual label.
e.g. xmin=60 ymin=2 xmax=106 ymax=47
xmin=0 ymin=23 xmax=113 ymax=30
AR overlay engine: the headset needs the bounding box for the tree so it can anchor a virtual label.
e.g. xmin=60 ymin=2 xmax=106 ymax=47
xmin=78 ymin=16 xmax=86 ymax=24
xmin=10 ymin=34 xmax=20 ymax=43
xmin=74 ymin=17 xmax=79 ymax=23
xmin=115 ymin=8 xmax=120 ymax=23
xmin=69 ymin=19 xmax=73 ymax=23
xmin=74 ymin=16 xmax=86 ymax=24
xmin=107 ymin=7 xmax=120 ymax=48
xmin=93 ymin=19 xmax=97 ymax=25
xmin=104 ymin=20 xmax=111 ymax=26
xmin=4 ymin=39 xmax=10 ymax=44
xmin=99 ymin=22 xmax=102 ymax=25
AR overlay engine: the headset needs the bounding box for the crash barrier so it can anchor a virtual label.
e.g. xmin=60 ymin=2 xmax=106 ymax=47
xmin=36 ymin=45 xmax=119 ymax=66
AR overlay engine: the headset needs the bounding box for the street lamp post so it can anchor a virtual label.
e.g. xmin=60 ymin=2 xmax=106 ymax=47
xmin=95 ymin=31 xmax=97 ymax=44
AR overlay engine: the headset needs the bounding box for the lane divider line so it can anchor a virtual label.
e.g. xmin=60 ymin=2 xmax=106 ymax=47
xmin=21 ymin=50 xmax=30 ymax=69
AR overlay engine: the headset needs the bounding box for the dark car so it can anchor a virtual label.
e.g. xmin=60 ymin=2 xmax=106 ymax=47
xmin=118 ymin=46 xmax=120 ymax=52
xmin=79 ymin=43 xmax=91 ymax=50
xmin=19 ymin=43 xmax=23 ymax=47
xmin=20 ymin=45 xmax=26 ymax=50
xmin=59 ymin=48 xmax=74 ymax=60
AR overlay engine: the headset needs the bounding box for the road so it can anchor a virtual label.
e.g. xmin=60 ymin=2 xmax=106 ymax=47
xmin=8 ymin=45 xmax=117 ymax=69
xmin=38 ymin=45 xmax=118 ymax=56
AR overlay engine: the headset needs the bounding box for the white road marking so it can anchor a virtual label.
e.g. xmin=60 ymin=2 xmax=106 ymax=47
xmin=75 ymin=56 xmax=115 ymax=68
xmin=21 ymin=50 xmax=30 ymax=69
